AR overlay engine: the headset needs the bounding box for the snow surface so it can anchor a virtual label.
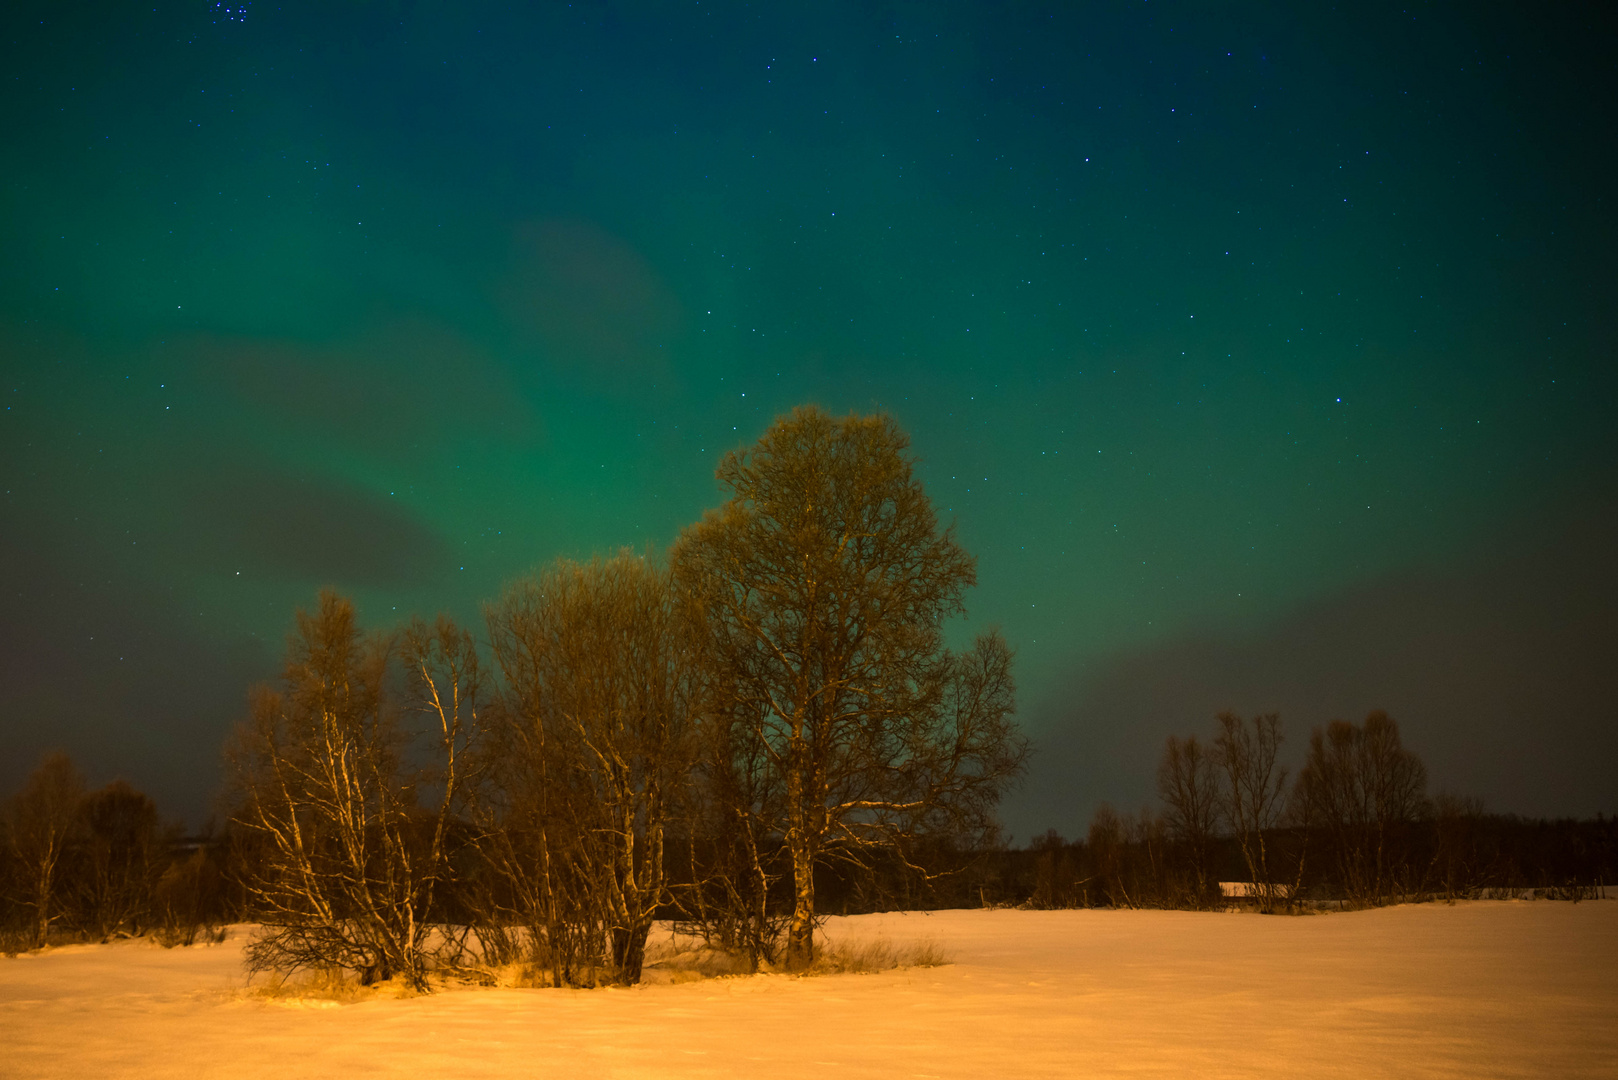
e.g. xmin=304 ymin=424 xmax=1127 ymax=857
xmin=3 ymin=902 xmax=1615 ymax=1078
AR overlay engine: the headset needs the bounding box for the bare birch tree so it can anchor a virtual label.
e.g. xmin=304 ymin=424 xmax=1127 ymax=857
xmin=1213 ymin=711 xmax=1290 ymax=912
xmin=1294 ymin=710 xmax=1428 ymax=905
xmin=672 ymin=406 xmax=1026 ymax=969
xmin=484 ymin=551 xmax=694 ymax=985
xmin=1087 ymin=803 xmax=1133 ymax=908
xmin=4 ymin=753 xmax=84 ymax=947
xmin=1157 ymin=734 xmax=1220 ymax=905
xmin=227 ymin=592 xmax=479 ymax=990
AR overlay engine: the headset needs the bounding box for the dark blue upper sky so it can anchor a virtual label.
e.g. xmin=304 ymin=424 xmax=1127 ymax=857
xmin=2 ymin=1 xmax=1614 ymax=836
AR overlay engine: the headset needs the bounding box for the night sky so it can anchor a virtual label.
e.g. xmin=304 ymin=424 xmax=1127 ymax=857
xmin=3 ymin=2 xmax=1614 ymax=839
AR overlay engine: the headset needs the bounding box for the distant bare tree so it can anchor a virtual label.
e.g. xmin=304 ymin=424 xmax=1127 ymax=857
xmin=1157 ymin=734 xmax=1220 ymax=905
xmin=1430 ymin=792 xmax=1487 ymax=901
xmin=1295 ymin=710 xmax=1428 ymax=905
xmin=1087 ymin=804 xmax=1133 ymax=908
xmin=227 ymin=592 xmax=480 ymax=990
xmin=1085 ymin=805 xmax=1177 ymax=909
xmin=484 ymin=551 xmax=695 ymax=985
xmin=1213 ymin=711 xmax=1290 ymax=912
xmin=1132 ymin=808 xmax=1175 ymax=907
xmin=1028 ymin=830 xmax=1084 ymax=909
xmin=153 ymin=846 xmax=224 ymax=947
xmin=77 ymin=780 xmax=161 ymax=941
xmin=4 ymin=753 xmax=85 ymax=947
xmin=671 ymin=407 xmax=1026 ymax=969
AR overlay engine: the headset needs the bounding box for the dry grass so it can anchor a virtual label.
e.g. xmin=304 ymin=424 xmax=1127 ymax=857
xmin=641 ymin=933 xmax=757 ymax=983
xmin=241 ymin=964 xmax=425 ymax=1004
xmin=0 ymin=926 xmax=36 ymax=957
xmin=154 ymin=922 xmax=228 ymax=949
xmin=234 ymin=925 xmax=952 ymax=996
xmin=640 ymin=929 xmax=952 ymax=982
xmin=444 ymin=960 xmax=623 ymax=989
xmin=808 ymin=935 xmax=951 ymax=975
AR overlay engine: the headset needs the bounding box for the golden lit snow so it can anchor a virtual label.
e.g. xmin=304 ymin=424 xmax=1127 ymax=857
xmin=2 ymin=903 xmax=1614 ymax=1078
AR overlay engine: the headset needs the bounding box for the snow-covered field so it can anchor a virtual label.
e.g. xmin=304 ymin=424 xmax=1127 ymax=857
xmin=3 ymin=902 xmax=1614 ymax=1078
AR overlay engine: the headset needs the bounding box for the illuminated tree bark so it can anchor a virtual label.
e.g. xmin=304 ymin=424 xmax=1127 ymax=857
xmin=5 ymin=753 xmax=85 ymax=948
xmin=227 ymin=593 xmax=479 ymax=991
xmin=485 ymin=551 xmax=694 ymax=985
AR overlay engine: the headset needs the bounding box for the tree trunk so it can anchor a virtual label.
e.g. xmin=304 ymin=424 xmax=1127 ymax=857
xmin=787 ymin=830 xmax=815 ymax=970
xmin=785 ymin=726 xmax=815 ymax=971
xmin=612 ymin=923 xmax=650 ymax=983
xmin=33 ymin=863 xmax=52 ymax=948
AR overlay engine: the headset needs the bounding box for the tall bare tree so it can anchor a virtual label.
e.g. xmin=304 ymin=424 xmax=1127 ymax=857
xmin=1213 ymin=711 xmax=1290 ymax=911
xmin=672 ymin=406 xmax=1026 ymax=969
xmin=485 ymin=551 xmax=695 ymax=984
xmin=1157 ymin=734 xmax=1220 ymax=904
xmin=399 ymin=613 xmax=485 ymax=948
xmin=4 ymin=752 xmax=85 ymax=947
xmin=1294 ymin=710 xmax=1428 ymax=905
xmin=227 ymin=592 xmax=479 ymax=990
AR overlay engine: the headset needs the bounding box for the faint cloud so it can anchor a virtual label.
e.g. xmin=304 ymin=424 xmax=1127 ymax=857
xmin=182 ymin=317 xmax=542 ymax=455
xmin=185 ymin=461 xmax=455 ymax=587
xmin=500 ymin=218 xmax=683 ymax=377
xmin=1011 ymin=504 xmax=1618 ymax=835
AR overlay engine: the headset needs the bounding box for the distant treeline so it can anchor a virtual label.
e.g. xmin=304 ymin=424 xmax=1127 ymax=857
xmin=982 ymin=710 xmax=1616 ymax=912
xmin=1 ymin=753 xmax=1610 ymax=959
xmin=982 ymin=808 xmax=1616 ymax=912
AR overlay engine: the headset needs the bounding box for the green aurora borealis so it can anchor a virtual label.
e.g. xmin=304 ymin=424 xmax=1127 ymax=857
xmin=3 ymin=2 xmax=1614 ymax=835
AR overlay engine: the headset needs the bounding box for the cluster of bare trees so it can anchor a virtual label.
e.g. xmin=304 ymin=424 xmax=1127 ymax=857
xmin=0 ymin=754 xmax=224 ymax=952
xmin=1292 ymin=710 xmax=1430 ymax=905
xmin=1010 ymin=707 xmax=1608 ymax=913
xmin=472 ymin=553 xmax=692 ymax=987
xmin=1009 ymin=713 xmax=1305 ymax=913
xmin=220 ymin=406 xmax=1027 ymax=987
xmin=1152 ymin=709 xmax=1428 ymax=910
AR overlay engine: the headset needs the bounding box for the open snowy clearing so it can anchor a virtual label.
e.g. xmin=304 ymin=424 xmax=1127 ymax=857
xmin=3 ymin=902 xmax=1614 ymax=1079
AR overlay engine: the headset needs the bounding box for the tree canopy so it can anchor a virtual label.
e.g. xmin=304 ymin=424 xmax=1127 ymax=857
xmin=673 ymin=406 xmax=1026 ymax=968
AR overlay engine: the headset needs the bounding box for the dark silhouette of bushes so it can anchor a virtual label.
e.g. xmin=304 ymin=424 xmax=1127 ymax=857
xmin=1 ymin=753 xmax=232 ymax=952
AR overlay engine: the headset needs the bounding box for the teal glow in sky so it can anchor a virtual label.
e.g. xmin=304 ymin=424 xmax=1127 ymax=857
xmin=3 ymin=1 xmax=1614 ymax=835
